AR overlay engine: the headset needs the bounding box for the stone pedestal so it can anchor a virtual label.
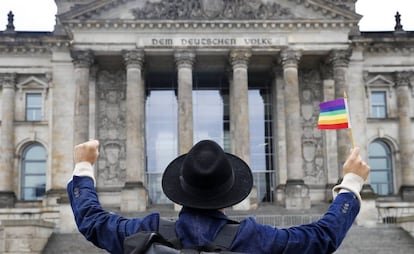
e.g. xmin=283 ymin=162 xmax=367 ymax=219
xmin=1 ymin=219 xmax=55 ymax=254
xmin=120 ymin=182 xmax=147 ymax=212
xmin=284 ymin=180 xmax=311 ymax=210
xmin=400 ymin=186 xmax=414 ymax=201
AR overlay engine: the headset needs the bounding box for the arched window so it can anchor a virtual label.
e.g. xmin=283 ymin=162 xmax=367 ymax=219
xmin=368 ymin=140 xmax=393 ymax=195
xmin=21 ymin=143 xmax=46 ymax=200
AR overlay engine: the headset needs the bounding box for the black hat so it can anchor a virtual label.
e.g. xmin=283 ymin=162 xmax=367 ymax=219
xmin=161 ymin=140 xmax=253 ymax=209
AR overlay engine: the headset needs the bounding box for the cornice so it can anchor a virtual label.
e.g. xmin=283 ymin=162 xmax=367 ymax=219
xmin=351 ymin=35 xmax=414 ymax=54
xmin=62 ymin=19 xmax=358 ymax=31
xmin=0 ymin=33 xmax=70 ymax=54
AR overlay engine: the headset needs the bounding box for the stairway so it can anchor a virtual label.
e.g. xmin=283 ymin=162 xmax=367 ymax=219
xmin=42 ymin=224 xmax=414 ymax=253
xmin=335 ymin=224 xmax=414 ymax=254
xmin=42 ymin=233 xmax=107 ymax=254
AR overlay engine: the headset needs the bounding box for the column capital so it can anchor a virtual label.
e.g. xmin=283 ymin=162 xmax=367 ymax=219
xmin=394 ymin=71 xmax=412 ymax=87
xmin=229 ymin=49 xmax=251 ymax=68
xmin=122 ymin=50 xmax=145 ymax=69
xmin=71 ymin=50 xmax=94 ymax=68
xmin=174 ymin=50 xmax=196 ymax=68
xmin=0 ymin=73 xmax=16 ymax=89
xmin=280 ymin=49 xmax=301 ymax=68
xmin=326 ymin=49 xmax=352 ymax=68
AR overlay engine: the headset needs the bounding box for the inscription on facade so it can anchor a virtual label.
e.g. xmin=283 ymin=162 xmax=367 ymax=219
xmin=147 ymin=37 xmax=283 ymax=47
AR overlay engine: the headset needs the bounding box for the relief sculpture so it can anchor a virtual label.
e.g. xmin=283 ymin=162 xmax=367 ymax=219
xmin=299 ymin=69 xmax=325 ymax=184
xmin=96 ymin=70 xmax=127 ymax=186
xmin=132 ymin=0 xmax=294 ymax=20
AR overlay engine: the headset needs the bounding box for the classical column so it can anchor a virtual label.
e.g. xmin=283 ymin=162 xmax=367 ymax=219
xmin=273 ymin=68 xmax=288 ymax=185
xmin=229 ymin=49 xmax=251 ymax=163
xmin=71 ymin=50 xmax=94 ymax=146
xmin=122 ymin=50 xmax=147 ymax=212
xmin=175 ymin=50 xmax=195 ymax=155
xmin=395 ymin=72 xmax=414 ymax=201
xmin=0 ymin=73 xmax=16 ymax=207
xmin=229 ymin=49 xmax=252 ymax=210
xmin=327 ymin=49 xmax=352 ymax=169
xmin=280 ymin=49 xmax=310 ymax=209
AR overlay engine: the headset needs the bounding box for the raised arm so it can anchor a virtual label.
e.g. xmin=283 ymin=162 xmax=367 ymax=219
xmin=67 ymin=140 xmax=159 ymax=253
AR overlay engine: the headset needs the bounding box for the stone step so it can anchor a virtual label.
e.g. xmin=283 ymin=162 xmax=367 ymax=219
xmin=42 ymin=233 xmax=107 ymax=254
xmin=335 ymin=224 xmax=414 ymax=254
xmin=43 ymin=224 xmax=414 ymax=253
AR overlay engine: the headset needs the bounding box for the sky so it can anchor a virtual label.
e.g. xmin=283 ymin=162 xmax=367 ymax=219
xmin=0 ymin=0 xmax=413 ymax=32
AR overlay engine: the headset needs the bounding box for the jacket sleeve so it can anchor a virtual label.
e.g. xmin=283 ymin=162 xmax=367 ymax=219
xmin=279 ymin=192 xmax=360 ymax=253
xmin=67 ymin=176 xmax=159 ymax=254
xmin=231 ymin=192 xmax=360 ymax=254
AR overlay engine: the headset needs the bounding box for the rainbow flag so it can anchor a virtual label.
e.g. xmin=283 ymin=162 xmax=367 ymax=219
xmin=317 ymin=98 xmax=350 ymax=129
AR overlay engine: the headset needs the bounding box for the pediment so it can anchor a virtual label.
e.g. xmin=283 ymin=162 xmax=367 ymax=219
xmin=16 ymin=76 xmax=49 ymax=90
xmin=58 ymin=0 xmax=361 ymax=22
xmin=366 ymin=75 xmax=394 ymax=87
xmin=365 ymin=74 xmax=395 ymax=97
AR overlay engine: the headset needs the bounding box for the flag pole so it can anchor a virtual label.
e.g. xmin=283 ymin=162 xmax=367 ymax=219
xmin=343 ymin=91 xmax=355 ymax=148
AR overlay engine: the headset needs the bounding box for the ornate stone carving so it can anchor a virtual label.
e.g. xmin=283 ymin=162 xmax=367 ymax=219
xmin=299 ymin=69 xmax=325 ymax=184
xmin=326 ymin=49 xmax=352 ymax=68
xmin=174 ymin=50 xmax=196 ymax=68
xmin=394 ymin=71 xmax=411 ymax=87
xmin=131 ymin=0 xmax=294 ymax=20
xmin=280 ymin=49 xmax=301 ymax=68
xmin=97 ymin=70 xmax=127 ymax=186
xmin=122 ymin=50 xmax=144 ymax=69
xmin=71 ymin=50 xmax=94 ymax=68
xmin=394 ymin=71 xmax=413 ymax=97
xmin=329 ymin=0 xmax=356 ymax=11
xmin=0 ymin=73 xmax=16 ymax=89
xmin=229 ymin=49 xmax=251 ymax=67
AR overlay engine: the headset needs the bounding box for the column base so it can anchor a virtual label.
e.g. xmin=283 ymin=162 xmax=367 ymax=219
xmin=44 ymin=188 xmax=68 ymax=206
xmin=400 ymin=185 xmax=414 ymax=201
xmin=121 ymin=181 xmax=148 ymax=212
xmin=233 ymin=186 xmax=258 ymax=210
xmin=0 ymin=191 xmax=16 ymax=208
xmin=284 ymin=180 xmax=311 ymax=210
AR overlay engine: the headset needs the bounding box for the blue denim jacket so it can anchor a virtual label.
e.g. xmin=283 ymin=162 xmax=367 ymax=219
xmin=67 ymin=176 xmax=360 ymax=254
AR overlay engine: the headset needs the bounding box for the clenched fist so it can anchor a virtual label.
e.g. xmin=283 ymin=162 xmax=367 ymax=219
xmin=74 ymin=140 xmax=100 ymax=164
xmin=342 ymin=147 xmax=370 ymax=181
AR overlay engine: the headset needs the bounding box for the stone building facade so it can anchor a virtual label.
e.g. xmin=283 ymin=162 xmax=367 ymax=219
xmin=0 ymin=0 xmax=413 ymax=253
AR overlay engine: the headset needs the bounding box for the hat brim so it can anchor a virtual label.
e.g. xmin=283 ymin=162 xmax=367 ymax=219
xmin=162 ymin=153 xmax=253 ymax=210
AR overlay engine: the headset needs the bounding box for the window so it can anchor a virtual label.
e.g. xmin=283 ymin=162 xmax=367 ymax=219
xmin=145 ymin=77 xmax=178 ymax=204
xmin=370 ymin=91 xmax=387 ymax=118
xmin=368 ymin=140 xmax=393 ymax=195
xmin=249 ymin=85 xmax=274 ymax=202
xmin=21 ymin=143 xmax=46 ymax=200
xmin=26 ymin=93 xmax=42 ymax=121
